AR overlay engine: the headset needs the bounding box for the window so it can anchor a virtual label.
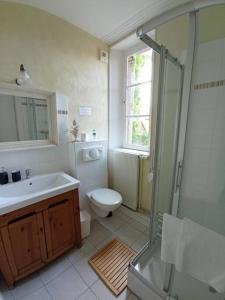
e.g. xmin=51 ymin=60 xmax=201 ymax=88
xmin=124 ymin=48 xmax=153 ymax=151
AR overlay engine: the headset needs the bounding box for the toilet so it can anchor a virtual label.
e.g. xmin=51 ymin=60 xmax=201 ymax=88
xmin=87 ymin=188 xmax=122 ymax=218
xmin=71 ymin=141 xmax=122 ymax=218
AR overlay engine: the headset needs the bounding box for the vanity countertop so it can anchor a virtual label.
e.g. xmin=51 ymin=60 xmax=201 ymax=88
xmin=0 ymin=172 xmax=80 ymax=215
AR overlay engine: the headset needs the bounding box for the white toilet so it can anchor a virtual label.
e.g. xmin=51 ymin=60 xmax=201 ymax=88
xmin=71 ymin=141 xmax=122 ymax=218
xmin=87 ymin=188 xmax=122 ymax=218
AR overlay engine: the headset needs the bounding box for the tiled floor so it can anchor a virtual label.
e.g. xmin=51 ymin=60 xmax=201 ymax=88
xmin=0 ymin=207 xmax=149 ymax=300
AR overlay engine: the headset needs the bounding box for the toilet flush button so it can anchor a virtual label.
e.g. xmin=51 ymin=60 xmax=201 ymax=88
xmin=89 ymin=149 xmax=100 ymax=160
xmin=82 ymin=146 xmax=103 ymax=161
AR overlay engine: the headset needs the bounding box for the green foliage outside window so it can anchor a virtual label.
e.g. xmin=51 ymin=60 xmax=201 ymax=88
xmin=130 ymin=53 xmax=150 ymax=146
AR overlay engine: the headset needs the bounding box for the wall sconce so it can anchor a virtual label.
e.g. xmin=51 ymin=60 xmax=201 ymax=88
xmin=16 ymin=64 xmax=30 ymax=86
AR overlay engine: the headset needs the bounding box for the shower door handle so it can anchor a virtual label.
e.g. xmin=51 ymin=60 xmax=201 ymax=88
xmin=175 ymin=161 xmax=183 ymax=191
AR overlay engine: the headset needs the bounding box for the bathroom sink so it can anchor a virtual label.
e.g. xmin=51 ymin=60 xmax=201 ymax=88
xmin=0 ymin=172 xmax=80 ymax=215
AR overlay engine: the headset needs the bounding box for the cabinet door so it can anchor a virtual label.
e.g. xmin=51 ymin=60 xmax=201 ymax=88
xmin=1 ymin=212 xmax=46 ymax=278
xmin=44 ymin=198 xmax=76 ymax=258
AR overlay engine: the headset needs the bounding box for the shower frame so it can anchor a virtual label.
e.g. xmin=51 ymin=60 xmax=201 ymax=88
xmin=129 ymin=0 xmax=225 ymax=299
xmin=129 ymin=32 xmax=184 ymax=299
xmin=138 ymin=33 xmax=184 ymax=246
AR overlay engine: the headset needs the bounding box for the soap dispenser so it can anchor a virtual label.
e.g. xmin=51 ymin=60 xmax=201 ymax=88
xmin=11 ymin=170 xmax=21 ymax=182
xmin=92 ymin=128 xmax=97 ymax=140
xmin=0 ymin=167 xmax=8 ymax=185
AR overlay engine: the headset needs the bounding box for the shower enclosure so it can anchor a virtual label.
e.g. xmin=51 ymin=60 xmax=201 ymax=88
xmin=128 ymin=2 xmax=225 ymax=300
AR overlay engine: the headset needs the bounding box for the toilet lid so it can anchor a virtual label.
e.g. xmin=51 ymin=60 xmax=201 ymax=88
xmin=90 ymin=188 xmax=122 ymax=205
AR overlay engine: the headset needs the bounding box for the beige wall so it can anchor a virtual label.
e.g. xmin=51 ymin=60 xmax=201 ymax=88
xmin=156 ymin=14 xmax=188 ymax=59
xmin=0 ymin=1 xmax=108 ymax=139
xmin=199 ymin=5 xmax=225 ymax=43
xmin=156 ymin=5 xmax=225 ymax=58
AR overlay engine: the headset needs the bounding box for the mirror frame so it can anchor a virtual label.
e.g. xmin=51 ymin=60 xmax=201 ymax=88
xmin=0 ymin=83 xmax=58 ymax=151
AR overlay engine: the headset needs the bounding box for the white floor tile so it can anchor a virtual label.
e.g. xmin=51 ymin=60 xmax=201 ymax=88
xmin=90 ymin=220 xmax=105 ymax=234
xmin=95 ymin=234 xmax=116 ymax=250
xmin=74 ymin=258 xmax=98 ymax=287
xmin=115 ymin=224 xmax=141 ymax=247
xmin=87 ymin=226 xmax=111 ymax=247
xmin=129 ymin=219 xmax=148 ymax=233
xmin=90 ymin=279 xmax=130 ymax=300
xmin=130 ymin=214 xmax=149 ymax=227
xmin=97 ymin=215 xmax=126 ymax=232
xmin=67 ymin=240 xmax=97 ymax=264
xmin=0 ymin=278 xmax=14 ymax=300
xmin=76 ymin=288 xmax=98 ymax=300
xmin=39 ymin=257 xmax=71 ymax=284
xmin=11 ymin=274 xmax=43 ymax=299
xmin=46 ymin=266 xmax=87 ymax=300
xmin=118 ymin=287 xmax=130 ymax=300
xmin=119 ymin=207 xmax=150 ymax=227
xmin=127 ymin=291 xmax=140 ymax=300
xmin=115 ymin=211 xmax=131 ymax=223
xmin=0 ymin=290 xmax=14 ymax=300
xmin=18 ymin=287 xmax=52 ymax=300
xmin=131 ymin=234 xmax=149 ymax=252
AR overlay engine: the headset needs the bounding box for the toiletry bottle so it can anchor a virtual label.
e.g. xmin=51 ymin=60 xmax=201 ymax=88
xmin=0 ymin=167 xmax=8 ymax=185
xmin=11 ymin=170 xmax=21 ymax=182
xmin=92 ymin=128 xmax=97 ymax=140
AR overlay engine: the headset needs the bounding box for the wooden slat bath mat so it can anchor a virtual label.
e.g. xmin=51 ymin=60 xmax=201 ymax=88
xmin=89 ymin=239 xmax=136 ymax=296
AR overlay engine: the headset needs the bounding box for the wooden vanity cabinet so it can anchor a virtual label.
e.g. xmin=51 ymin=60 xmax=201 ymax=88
xmin=0 ymin=189 xmax=81 ymax=286
xmin=43 ymin=193 xmax=77 ymax=258
xmin=1 ymin=212 xmax=46 ymax=280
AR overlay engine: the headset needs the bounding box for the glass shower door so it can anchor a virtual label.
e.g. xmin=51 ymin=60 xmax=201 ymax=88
xmin=129 ymin=34 xmax=184 ymax=298
xmin=150 ymin=49 xmax=183 ymax=246
xmin=170 ymin=5 xmax=225 ymax=300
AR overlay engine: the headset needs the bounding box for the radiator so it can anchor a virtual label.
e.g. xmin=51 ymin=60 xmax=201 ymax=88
xmin=109 ymin=149 xmax=140 ymax=210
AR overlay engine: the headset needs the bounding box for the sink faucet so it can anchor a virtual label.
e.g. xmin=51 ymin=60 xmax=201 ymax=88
xmin=25 ymin=169 xmax=32 ymax=179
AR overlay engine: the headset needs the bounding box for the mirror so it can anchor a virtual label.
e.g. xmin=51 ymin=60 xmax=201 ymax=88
xmin=0 ymin=94 xmax=49 ymax=142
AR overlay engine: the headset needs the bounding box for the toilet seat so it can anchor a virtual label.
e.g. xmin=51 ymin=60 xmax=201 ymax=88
xmin=87 ymin=188 xmax=122 ymax=217
xmin=90 ymin=188 xmax=122 ymax=206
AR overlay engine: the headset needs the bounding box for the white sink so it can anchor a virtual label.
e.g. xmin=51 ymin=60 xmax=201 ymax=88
xmin=0 ymin=172 xmax=80 ymax=215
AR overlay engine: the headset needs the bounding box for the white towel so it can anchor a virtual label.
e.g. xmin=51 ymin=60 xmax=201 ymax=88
xmin=161 ymin=213 xmax=182 ymax=265
xmin=176 ymin=218 xmax=225 ymax=293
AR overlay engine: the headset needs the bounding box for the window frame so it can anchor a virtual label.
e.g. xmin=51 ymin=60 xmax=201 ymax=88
xmin=123 ymin=45 xmax=153 ymax=152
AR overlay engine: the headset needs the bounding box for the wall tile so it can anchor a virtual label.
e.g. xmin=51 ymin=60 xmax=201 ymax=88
xmin=181 ymin=38 xmax=225 ymax=229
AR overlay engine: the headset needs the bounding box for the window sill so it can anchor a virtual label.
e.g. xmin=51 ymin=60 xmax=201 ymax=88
xmin=112 ymin=147 xmax=149 ymax=157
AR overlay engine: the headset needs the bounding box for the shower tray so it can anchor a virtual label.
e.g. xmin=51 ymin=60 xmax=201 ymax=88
xmin=128 ymin=240 xmax=169 ymax=300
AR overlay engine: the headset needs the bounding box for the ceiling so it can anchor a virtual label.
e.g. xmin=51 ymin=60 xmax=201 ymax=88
xmin=4 ymin=0 xmax=191 ymax=44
